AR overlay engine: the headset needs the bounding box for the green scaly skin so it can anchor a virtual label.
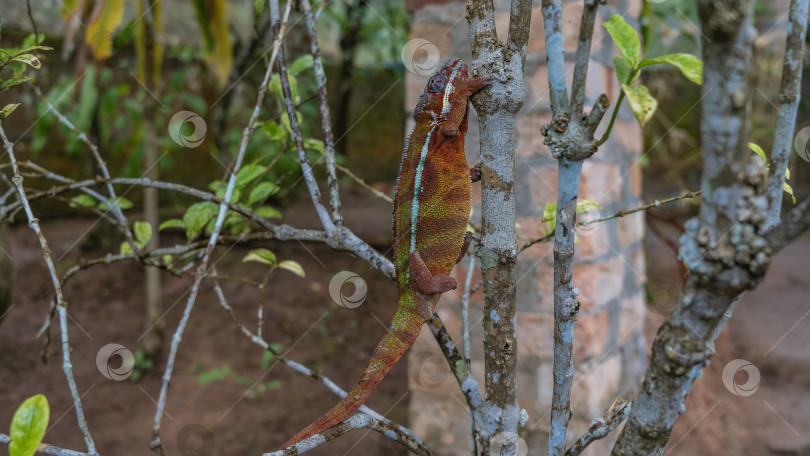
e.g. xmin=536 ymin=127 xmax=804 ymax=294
xmin=282 ymin=58 xmax=489 ymax=449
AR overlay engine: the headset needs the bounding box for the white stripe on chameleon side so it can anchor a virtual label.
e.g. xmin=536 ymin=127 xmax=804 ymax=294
xmin=441 ymin=64 xmax=461 ymax=117
xmin=410 ymin=129 xmax=433 ymax=253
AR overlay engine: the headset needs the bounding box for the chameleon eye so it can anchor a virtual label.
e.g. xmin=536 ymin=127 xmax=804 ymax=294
xmin=427 ymin=73 xmax=446 ymax=93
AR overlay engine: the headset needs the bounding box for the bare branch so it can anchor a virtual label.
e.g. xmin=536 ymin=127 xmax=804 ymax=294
xmin=765 ymin=196 xmax=810 ymax=252
xmin=301 ymin=0 xmax=343 ymax=226
xmin=265 ymin=414 xmax=434 ymax=456
xmin=566 ymin=398 xmax=630 ymax=456
xmin=0 ymin=125 xmax=96 ymax=453
xmin=0 ymin=434 xmax=90 ymax=456
xmin=764 ymin=0 xmax=810 ymax=228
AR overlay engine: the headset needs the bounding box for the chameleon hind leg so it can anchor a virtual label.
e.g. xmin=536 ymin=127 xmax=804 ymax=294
xmin=409 ymin=251 xmax=457 ymax=295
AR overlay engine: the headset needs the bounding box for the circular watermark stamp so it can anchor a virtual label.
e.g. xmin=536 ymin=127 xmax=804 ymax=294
xmin=645 ymin=278 xmax=680 ymax=315
xmin=721 ymin=358 xmax=760 ymax=397
xmin=329 ymin=271 xmax=367 ymax=309
xmin=401 ymin=38 xmax=441 ymax=76
xmin=96 ymin=343 xmax=135 ymax=381
xmin=724 ymin=48 xmax=752 ymax=83
xmin=87 ymin=29 xmax=115 ymax=62
xmin=408 ymin=353 xmax=448 ymax=390
xmin=793 ymin=126 xmax=810 ymax=162
xmin=168 ymin=111 xmax=207 ymax=148
xmin=176 ymin=424 xmax=215 ymax=456
xmin=489 ymin=432 xmax=528 ymax=456
xmin=560 ymin=199 xmax=603 ymax=238
xmin=16 ymin=262 xmax=53 ymax=301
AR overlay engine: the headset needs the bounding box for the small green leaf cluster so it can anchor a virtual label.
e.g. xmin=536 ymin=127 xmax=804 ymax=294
xmin=243 ymin=248 xmax=305 ymax=278
xmin=0 ymin=33 xmax=52 ymax=119
xmin=158 ymin=163 xmax=283 ymax=241
xmin=603 ymin=15 xmax=702 ymax=127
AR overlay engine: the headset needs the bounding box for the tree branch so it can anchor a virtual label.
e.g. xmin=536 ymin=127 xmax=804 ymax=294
xmin=0 ymin=125 xmax=97 ymax=454
xmin=264 ymin=414 xmax=434 ymax=456
xmin=764 ymin=0 xmax=810 ymax=229
xmin=0 ymin=434 xmax=90 ymax=456
xmin=612 ymin=2 xmax=771 ymax=453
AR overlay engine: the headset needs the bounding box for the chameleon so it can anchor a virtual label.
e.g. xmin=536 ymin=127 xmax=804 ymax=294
xmin=281 ymin=57 xmax=490 ymax=449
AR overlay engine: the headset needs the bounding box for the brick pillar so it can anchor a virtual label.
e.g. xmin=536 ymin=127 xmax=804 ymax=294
xmin=405 ymin=1 xmax=645 ymax=454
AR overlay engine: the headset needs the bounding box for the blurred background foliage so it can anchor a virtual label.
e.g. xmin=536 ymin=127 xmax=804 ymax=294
xmin=0 ymin=0 xmax=409 ymax=223
xmin=640 ymin=0 xmax=808 ymax=198
xmin=0 ymin=0 xmax=806 ymax=219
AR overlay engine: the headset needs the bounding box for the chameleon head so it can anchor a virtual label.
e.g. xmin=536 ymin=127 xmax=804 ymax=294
xmin=413 ymin=57 xmax=469 ymax=121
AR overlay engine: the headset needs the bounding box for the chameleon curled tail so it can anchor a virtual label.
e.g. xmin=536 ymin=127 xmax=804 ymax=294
xmin=281 ymin=294 xmax=428 ymax=448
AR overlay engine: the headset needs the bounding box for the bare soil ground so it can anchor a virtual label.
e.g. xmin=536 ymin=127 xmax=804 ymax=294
xmin=1 ymin=189 xmax=808 ymax=456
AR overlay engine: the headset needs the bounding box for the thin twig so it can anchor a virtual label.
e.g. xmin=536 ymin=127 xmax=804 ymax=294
xmin=0 ymin=124 xmax=96 ymax=454
xmin=301 ymin=0 xmax=343 ymax=226
xmin=0 ymin=434 xmax=88 ymax=456
xmin=261 ymin=414 xmax=434 ymax=456
xmin=150 ymin=3 xmax=292 ymax=452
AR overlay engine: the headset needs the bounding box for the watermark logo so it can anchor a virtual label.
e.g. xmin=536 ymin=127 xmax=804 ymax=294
xmin=646 ymin=278 xmax=680 ymax=315
xmin=176 ymin=424 xmax=215 ymax=456
xmin=329 ymin=271 xmax=367 ymax=309
xmin=168 ymin=111 xmax=207 ymax=148
xmin=408 ymin=353 xmax=448 ymax=390
xmin=96 ymin=343 xmax=134 ymax=381
xmin=793 ymin=126 xmax=810 ymax=162
xmin=560 ymin=199 xmax=603 ymax=238
xmin=489 ymin=432 xmax=528 ymax=456
xmin=722 ymin=359 xmax=760 ymax=397
xmin=16 ymin=262 xmax=53 ymax=301
xmin=87 ymin=29 xmax=115 ymax=62
xmin=401 ymin=38 xmax=440 ymax=76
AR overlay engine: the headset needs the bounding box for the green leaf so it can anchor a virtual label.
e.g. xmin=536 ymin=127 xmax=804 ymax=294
xmin=278 ymin=260 xmax=305 ymax=277
xmin=254 ymin=0 xmax=265 ymax=14
xmin=248 ymin=182 xmax=280 ymax=206
xmin=268 ymin=74 xmax=282 ymax=95
xmin=158 ymin=219 xmax=185 ymax=231
xmin=621 ymin=84 xmax=658 ymax=126
xmin=288 ymin=55 xmax=314 ymax=75
xmin=576 ymin=200 xmax=604 ymax=214
xmin=304 ymin=138 xmax=325 ymax=155
xmin=784 ymin=182 xmax=797 ymax=204
xmin=195 ymin=366 xmax=231 ymax=385
xmin=785 ymin=167 xmax=791 ymax=181
xmin=133 ymin=221 xmax=152 ymax=248
xmin=639 ymin=53 xmax=703 ymax=85
xmin=11 ymin=54 xmax=42 ymax=69
xmin=236 ymin=164 xmax=267 ymax=188
xmin=243 ymin=248 xmax=276 ymax=266
xmin=9 ymin=394 xmax=50 ymax=456
xmin=542 ymin=203 xmax=557 ymax=231
xmin=254 ymin=205 xmax=282 ymax=219
xmin=0 ymin=103 xmax=21 ymax=120
xmin=614 ymin=56 xmax=634 ymax=84
xmin=70 ymin=194 xmax=97 ymax=208
xmin=603 ymin=15 xmax=641 ymax=67
xmin=120 ymin=241 xmax=133 ymax=255
xmin=183 ymin=202 xmax=219 ymax=240
xmin=749 ymin=142 xmax=767 ymax=163
xmin=262 ymin=121 xmax=286 ymax=141
xmin=99 ymin=197 xmax=133 ymax=211
xmin=1 ymin=76 xmax=34 ymax=90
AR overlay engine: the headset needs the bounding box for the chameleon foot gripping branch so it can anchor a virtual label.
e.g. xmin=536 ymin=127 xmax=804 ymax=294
xmin=281 ymin=58 xmax=489 ymax=449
